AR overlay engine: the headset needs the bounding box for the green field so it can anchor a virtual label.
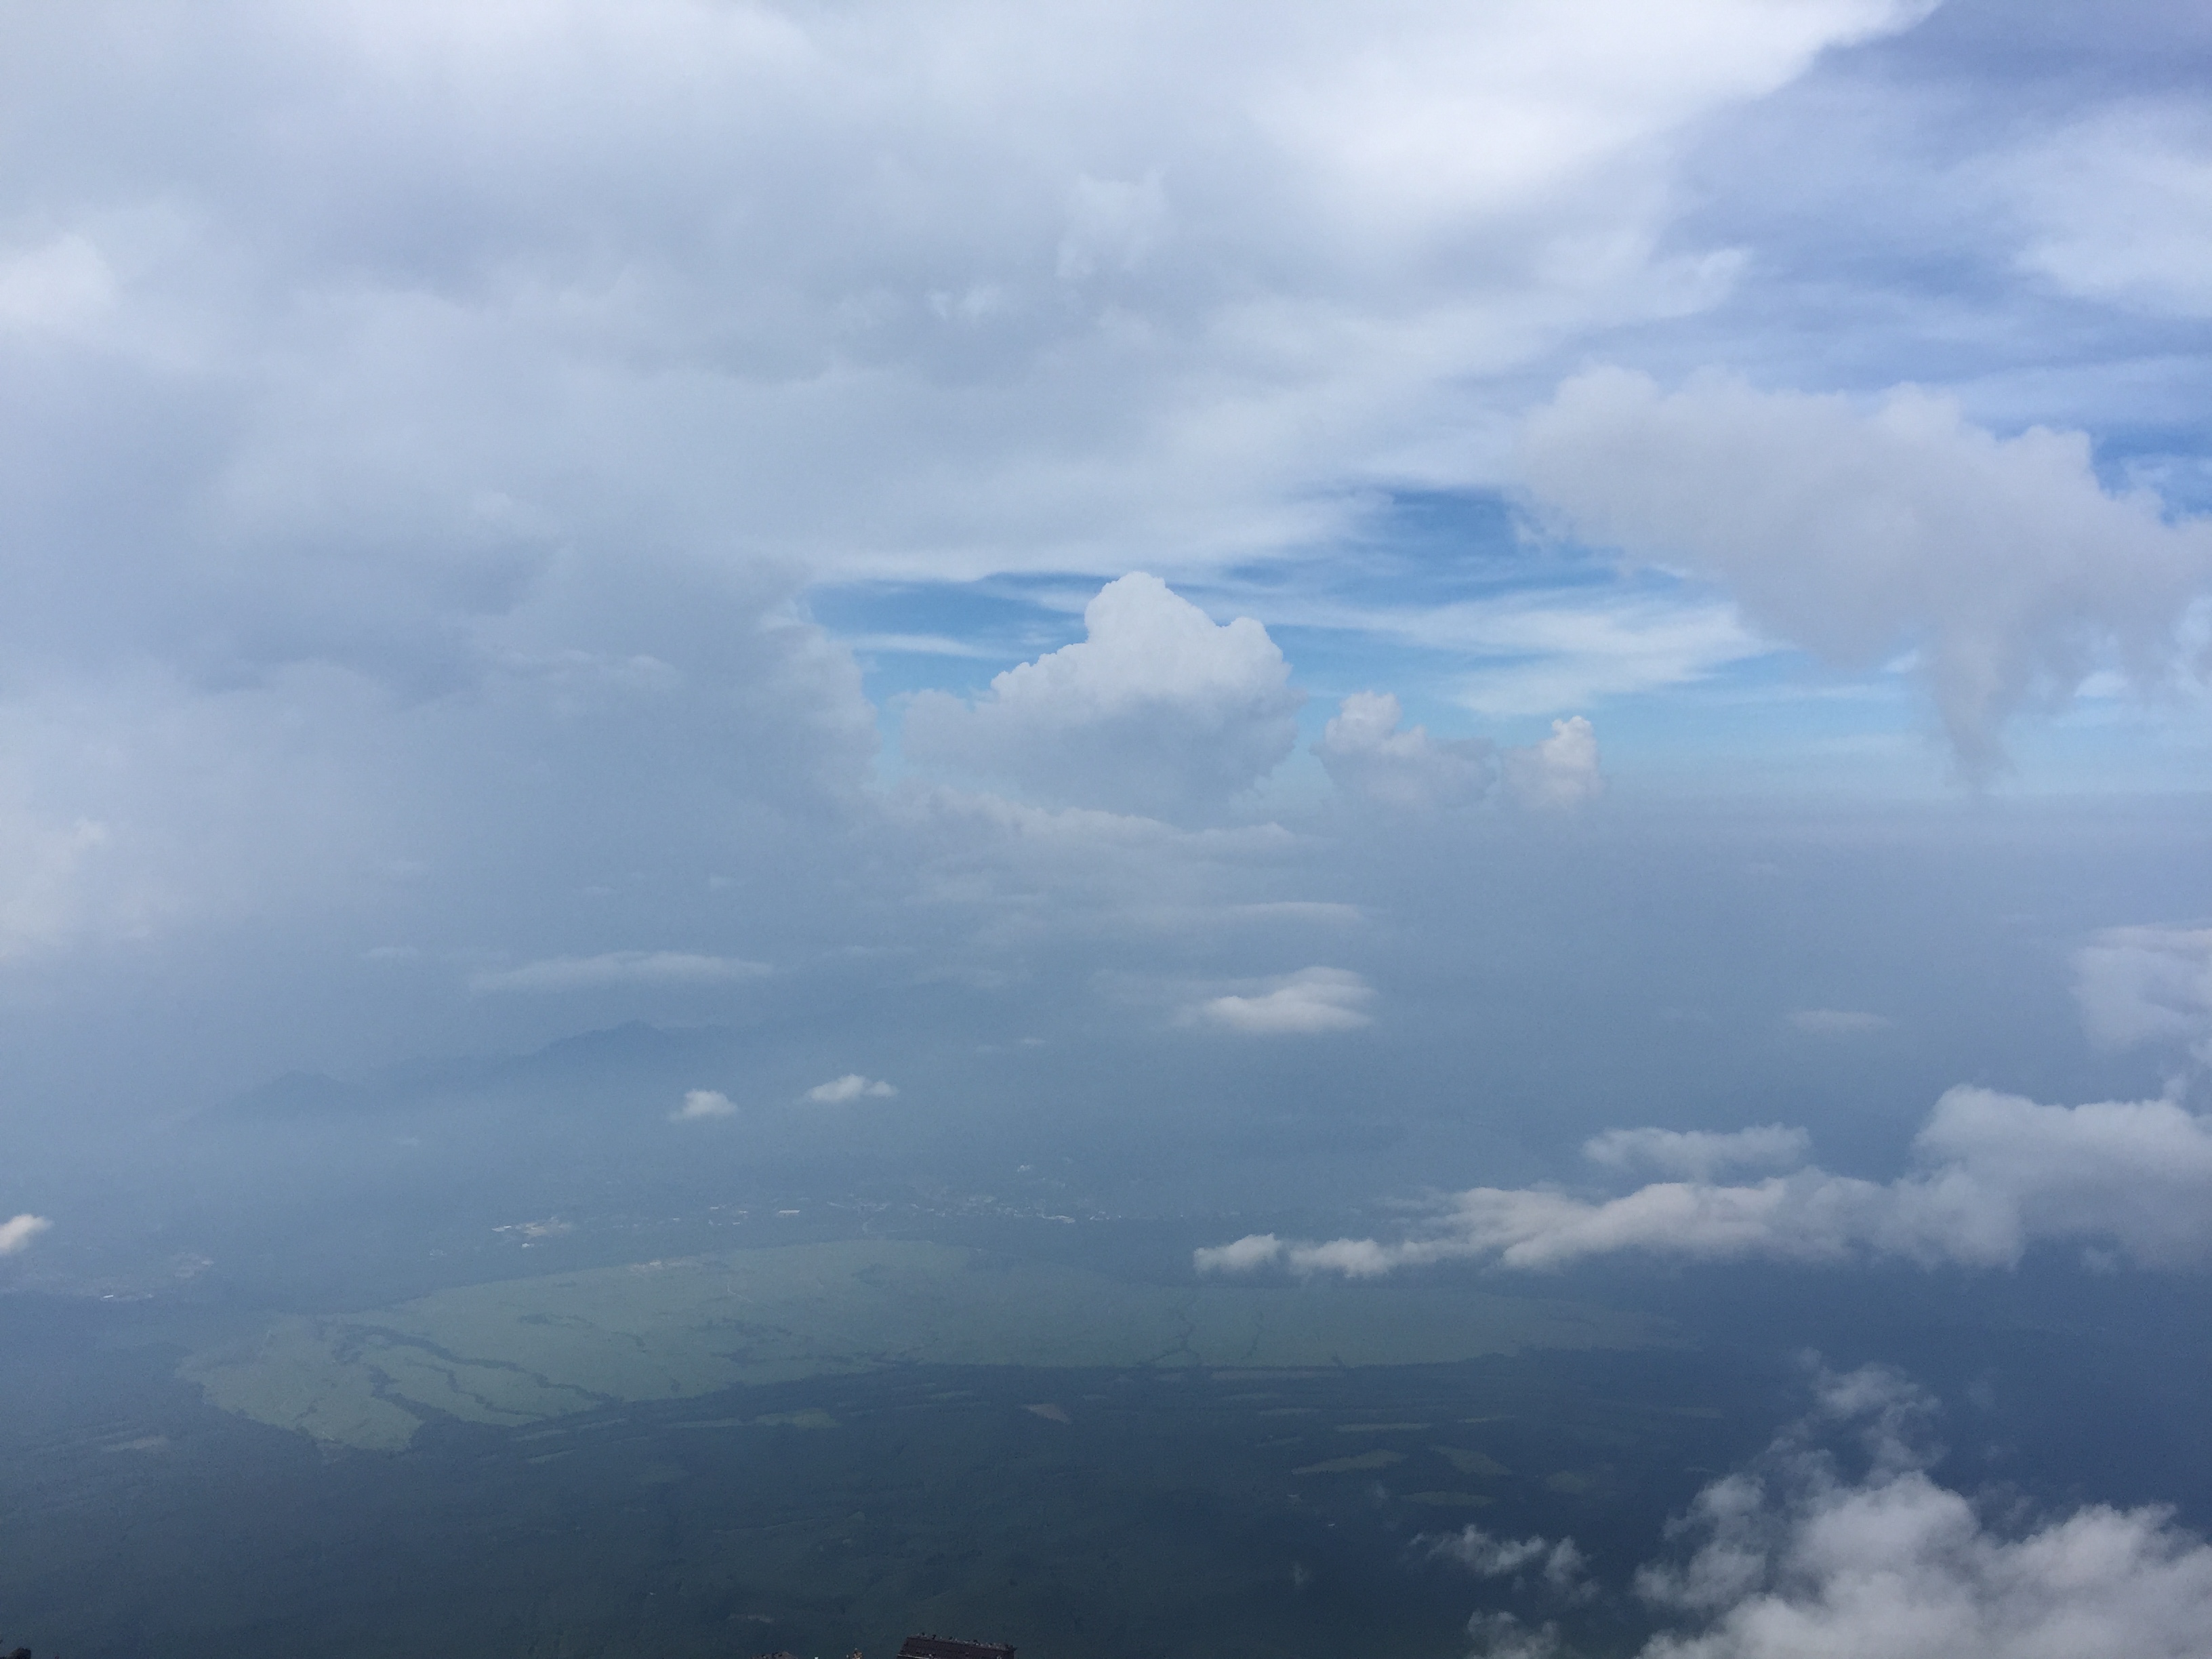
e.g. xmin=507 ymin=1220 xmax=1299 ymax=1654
xmin=182 ymin=1238 xmax=1666 ymax=1448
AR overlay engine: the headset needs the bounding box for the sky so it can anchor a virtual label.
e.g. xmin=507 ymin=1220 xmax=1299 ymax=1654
xmin=3 ymin=5 xmax=2212 ymax=1649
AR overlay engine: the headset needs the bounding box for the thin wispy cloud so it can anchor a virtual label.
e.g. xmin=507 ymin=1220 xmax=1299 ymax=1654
xmin=804 ymin=1075 xmax=897 ymax=1104
xmin=1787 ymin=1008 xmax=1893 ymax=1036
xmin=470 ymin=953 xmax=773 ymax=994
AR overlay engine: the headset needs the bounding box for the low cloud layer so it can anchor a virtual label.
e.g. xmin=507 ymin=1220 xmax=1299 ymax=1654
xmin=1185 ymin=967 xmax=1376 ymax=1035
xmin=1519 ymin=369 xmax=2212 ymax=777
xmin=1198 ymin=1084 xmax=2212 ymax=1275
xmin=903 ymin=575 xmax=1303 ymax=818
xmin=0 ymin=1212 xmax=51 ymax=1255
xmin=1627 ymin=1366 xmax=2212 ymax=1659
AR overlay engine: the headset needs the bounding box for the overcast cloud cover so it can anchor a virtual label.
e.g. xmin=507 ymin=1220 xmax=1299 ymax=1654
xmin=3 ymin=12 xmax=2212 ymax=1658
xmin=1 ymin=0 xmax=2211 ymax=1419
xmin=1 ymin=0 xmax=2207 ymax=1031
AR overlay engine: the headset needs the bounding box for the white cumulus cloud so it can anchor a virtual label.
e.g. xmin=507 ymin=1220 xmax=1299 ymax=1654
xmin=1314 ymin=691 xmax=1496 ymax=811
xmin=1518 ymin=369 xmax=2212 ymax=778
xmin=903 ymin=574 xmax=1303 ymax=818
xmin=1199 ymin=1085 xmax=2212 ymax=1275
xmin=1187 ymin=966 xmax=1376 ymax=1035
xmin=805 ymin=1073 xmax=897 ymax=1103
xmin=1315 ymin=694 xmax=1602 ymax=813
xmin=1632 ymin=1365 xmax=2212 ymax=1659
xmin=670 ymin=1088 xmax=737 ymax=1122
xmin=1502 ymin=716 xmax=1604 ymax=810
xmin=0 ymin=1212 xmax=52 ymax=1254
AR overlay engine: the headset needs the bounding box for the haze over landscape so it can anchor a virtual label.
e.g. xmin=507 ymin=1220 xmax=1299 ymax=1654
xmin=3 ymin=3 xmax=2212 ymax=1656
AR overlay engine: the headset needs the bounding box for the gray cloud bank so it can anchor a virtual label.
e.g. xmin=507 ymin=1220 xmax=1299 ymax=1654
xmin=1198 ymin=1084 xmax=2212 ymax=1275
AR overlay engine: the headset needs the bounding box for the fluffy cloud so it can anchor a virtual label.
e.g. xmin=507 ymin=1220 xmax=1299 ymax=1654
xmin=1517 ymin=369 xmax=2212 ymax=777
xmin=804 ymin=1073 xmax=897 ymax=1103
xmin=1314 ymin=692 xmax=1494 ymax=811
xmin=1185 ymin=966 xmax=1376 ymax=1035
xmin=2074 ymin=925 xmax=2212 ymax=1063
xmin=1502 ymin=716 xmax=1604 ymax=810
xmin=1632 ymin=1366 xmax=2212 ymax=1659
xmin=670 ymin=1088 xmax=737 ymax=1121
xmin=1314 ymin=695 xmax=1601 ymax=812
xmin=470 ymin=951 xmax=774 ymax=994
xmin=904 ymin=575 xmax=1303 ymax=817
xmin=1583 ymin=1125 xmax=1811 ymax=1182
xmin=1198 ymin=1085 xmax=2212 ymax=1275
xmin=0 ymin=1212 xmax=52 ymax=1254
xmin=1431 ymin=1527 xmax=1590 ymax=1596
xmin=1193 ymin=1232 xmax=1288 ymax=1274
